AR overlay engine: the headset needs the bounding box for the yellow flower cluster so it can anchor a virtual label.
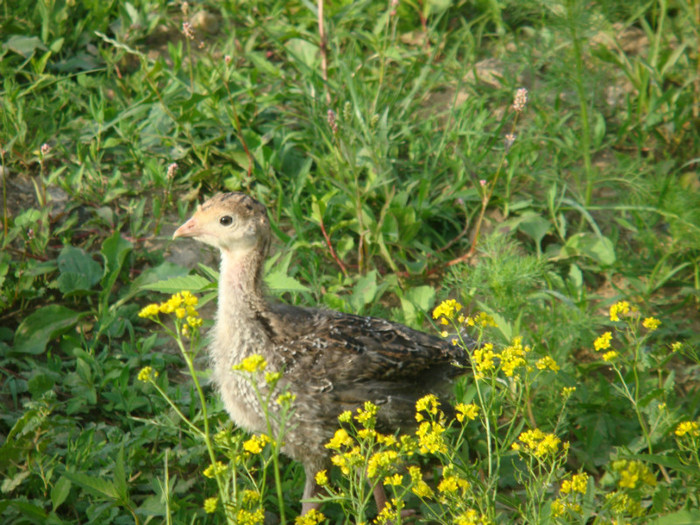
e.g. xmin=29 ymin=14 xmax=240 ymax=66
xmin=432 ymin=299 xmax=462 ymax=324
xmin=465 ymin=312 xmax=497 ymax=328
xmin=594 ymin=331 xmax=612 ymax=351
xmin=383 ymin=473 xmax=403 ymax=486
xmin=243 ymin=433 xmax=271 ymax=455
xmin=561 ymin=386 xmax=576 ymax=397
xmin=355 ymin=401 xmax=378 ymax=427
xmin=512 ymin=428 xmax=561 ymax=457
xmin=367 ymin=450 xmax=399 ymax=478
xmin=408 ymin=465 xmax=434 ymax=498
xmin=315 ymin=469 xmax=328 ymax=486
xmin=137 ymin=366 xmax=158 ymax=382
xmin=454 ymin=509 xmax=491 ymax=525
xmin=236 ymin=507 xmax=265 ymax=525
xmin=561 ymin=472 xmax=589 ymax=494
xmin=203 ymin=496 xmax=217 ymax=513
xmin=612 ymin=460 xmax=656 ymax=489
xmin=675 ymin=420 xmax=699 ymax=437
xmin=326 ymin=428 xmax=354 ymax=450
xmin=593 ymin=331 xmax=618 ymax=362
xmin=374 ymin=498 xmax=400 ymax=525
xmin=437 ymin=472 xmax=470 ymax=495
xmin=642 ymin=316 xmax=661 ymax=331
xmin=602 ymin=351 xmax=618 ymax=362
xmin=294 ymin=508 xmax=326 ymax=525
xmin=417 ymin=421 xmax=447 ymax=454
xmin=138 ymin=291 xmax=201 ymax=336
xmin=415 ymin=394 xmax=440 ymax=422
xmin=535 ymin=355 xmax=560 ymax=372
xmin=472 ymin=338 xmax=536 ymax=379
xmin=551 ymin=498 xmax=582 ymax=518
xmin=203 ymin=460 xmax=227 ymax=479
xmin=609 ymin=301 xmax=630 ymax=322
xmin=605 ymin=491 xmax=643 ymax=517
xmin=242 ymin=490 xmax=261 ymax=505
xmin=455 ymin=403 xmax=479 ymax=423
xmin=234 ymin=354 xmax=268 ymax=373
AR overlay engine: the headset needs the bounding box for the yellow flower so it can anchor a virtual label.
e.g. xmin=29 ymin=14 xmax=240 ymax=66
xmin=438 ymin=474 xmax=469 ymax=494
xmin=561 ymin=472 xmax=588 ymax=494
xmin=415 ymin=394 xmax=440 ymax=421
xmin=355 ymin=401 xmax=378 ymax=427
xmin=671 ymin=341 xmax=682 ymax=352
xmin=675 ymin=421 xmax=699 ymax=437
xmin=203 ymin=461 xmax=226 ymax=479
xmin=243 ymin=434 xmax=271 ymax=455
xmin=374 ymin=499 xmax=399 ymax=525
xmin=325 ymin=428 xmax=354 ymax=450
xmin=295 ymin=509 xmax=326 ymax=525
xmin=338 ymin=411 xmax=352 ymax=423
xmin=242 ymin=490 xmax=261 ymax=505
xmin=454 ymin=509 xmax=489 ymax=525
xmin=602 ymin=350 xmax=618 ymax=362
xmin=455 ymin=403 xmax=479 ymax=423
xmin=203 ymin=496 xmax=217 ymax=513
xmin=408 ymin=466 xmax=434 ymax=499
xmin=367 ymin=450 xmax=398 ymax=478
xmin=432 ymin=299 xmax=462 ymax=322
xmin=315 ymin=469 xmax=328 ymax=486
xmin=181 ymin=290 xmax=198 ymax=306
xmin=515 ymin=428 xmax=560 ymax=457
xmin=237 ymin=507 xmax=265 ymax=525
xmin=594 ymin=331 xmax=612 ymax=351
xmin=613 ymin=460 xmax=656 ymax=489
xmin=416 ymin=421 xmax=447 ymax=454
xmin=187 ymin=316 xmax=202 ymax=328
xmin=234 ymin=354 xmax=267 ymax=373
xmin=609 ymin=301 xmax=630 ymax=322
xmin=137 ymin=366 xmax=158 ymax=382
xmin=276 ymin=392 xmax=296 ymax=405
xmin=551 ymin=499 xmax=565 ymax=517
xmin=642 ymin=317 xmax=660 ymax=331
xmin=473 ymin=344 xmax=497 ymax=374
xmin=265 ymin=371 xmax=282 ymax=385
xmin=138 ymin=303 xmax=160 ymax=318
xmin=175 ymin=307 xmax=186 ymax=319
xmin=561 ymin=386 xmax=576 ymax=397
xmin=536 ymin=356 xmax=560 ymax=372
xmin=383 ymin=473 xmax=403 ymax=486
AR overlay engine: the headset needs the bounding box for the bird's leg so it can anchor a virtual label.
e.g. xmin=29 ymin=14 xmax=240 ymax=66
xmin=373 ymin=479 xmax=417 ymax=520
xmin=301 ymin=471 xmax=322 ymax=515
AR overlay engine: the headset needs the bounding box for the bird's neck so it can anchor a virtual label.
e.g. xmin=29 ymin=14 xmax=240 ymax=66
xmin=218 ymin=246 xmax=267 ymax=318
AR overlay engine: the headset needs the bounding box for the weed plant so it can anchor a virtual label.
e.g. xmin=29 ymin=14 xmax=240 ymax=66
xmin=1 ymin=0 xmax=699 ymax=523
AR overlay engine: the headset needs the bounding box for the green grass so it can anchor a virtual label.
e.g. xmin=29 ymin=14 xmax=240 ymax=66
xmin=1 ymin=0 xmax=699 ymax=523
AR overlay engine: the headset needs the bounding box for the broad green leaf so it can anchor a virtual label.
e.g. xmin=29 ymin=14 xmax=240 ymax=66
xmin=51 ymin=476 xmax=72 ymax=511
xmin=519 ymin=214 xmax=551 ymax=251
xmin=265 ymin=272 xmax=310 ymax=293
xmin=57 ymin=245 xmax=102 ymax=295
xmin=61 ymin=470 xmax=120 ymax=501
xmin=141 ymin=274 xmax=213 ymax=294
xmin=3 ymin=35 xmax=47 ymax=57
xmin=648 ymin=510 xmax=700 ymax=525
xmin=13 ymin=305 xmax=82 ymax=355
xmin=100 ymin=231 xmax=133 ymax=299
xmin=350 ymin=270 xmax=378 ymax=312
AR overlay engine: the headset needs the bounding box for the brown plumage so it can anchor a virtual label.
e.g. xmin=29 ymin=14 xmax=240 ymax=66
xmin=173 ymin=192 xmax=472 ymax=514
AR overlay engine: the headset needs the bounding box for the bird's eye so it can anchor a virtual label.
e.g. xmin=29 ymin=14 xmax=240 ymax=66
xmin=219 ymin=215 xmax=233 ymax=226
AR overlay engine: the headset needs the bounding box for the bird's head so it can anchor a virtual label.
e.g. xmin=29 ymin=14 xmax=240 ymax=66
xmin=173 ymin=192 xmax=271 ymax=254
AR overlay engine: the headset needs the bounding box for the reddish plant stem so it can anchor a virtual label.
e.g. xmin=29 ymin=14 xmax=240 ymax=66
xmin=319 ymin=214 xmax=348 ymax=277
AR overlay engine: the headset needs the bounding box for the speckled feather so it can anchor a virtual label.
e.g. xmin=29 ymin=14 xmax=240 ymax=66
xmin=173 ymin=192 xmax=473 ymax=508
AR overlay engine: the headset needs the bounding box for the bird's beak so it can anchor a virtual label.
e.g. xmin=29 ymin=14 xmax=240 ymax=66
xmin=173 ymin=217 xmax=200 ymax=239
